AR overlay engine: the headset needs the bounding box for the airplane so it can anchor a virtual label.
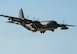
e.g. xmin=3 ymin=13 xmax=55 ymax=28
xmin=0 ymin=8 xmax=75 ymax=33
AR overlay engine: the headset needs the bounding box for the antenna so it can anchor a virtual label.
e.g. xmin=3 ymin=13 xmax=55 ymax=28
xmin=63 ymin=20 xmax=65 ymax=24
xmin=26 ymin=15 xmax=29 ymax=18
xmin=33 ymin=17 xmax=40 ymax=21
xmin=33 ymin=17 xmax=35 ymax=21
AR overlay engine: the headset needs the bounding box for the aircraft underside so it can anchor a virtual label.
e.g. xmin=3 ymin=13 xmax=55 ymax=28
xmin=37 ymin=27 xmax=56 ymax=33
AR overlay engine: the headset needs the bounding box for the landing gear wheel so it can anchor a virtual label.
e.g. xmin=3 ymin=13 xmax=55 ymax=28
xmin=51 ymin=30 xmax=54 ymax=32
xmin=40 ymin=31 xmax=45 ymax=33
xmin=32 ymin=30 xmax=37 ymax=32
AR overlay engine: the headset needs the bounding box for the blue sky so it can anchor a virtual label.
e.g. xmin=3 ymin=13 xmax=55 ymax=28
xmin=0 ymin=0 xmax=77 ymax=54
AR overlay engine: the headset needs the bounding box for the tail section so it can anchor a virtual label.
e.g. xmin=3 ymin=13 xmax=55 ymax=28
xmin=19 ymin=8 xmax=25 ymax=18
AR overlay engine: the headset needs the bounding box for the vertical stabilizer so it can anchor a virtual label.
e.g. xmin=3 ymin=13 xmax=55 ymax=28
xmin=19 ymin=8 xmax=25 ymax=18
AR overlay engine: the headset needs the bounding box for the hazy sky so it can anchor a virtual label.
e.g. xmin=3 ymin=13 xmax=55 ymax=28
xmin=0 ymin=0 xmax=77 ymax=54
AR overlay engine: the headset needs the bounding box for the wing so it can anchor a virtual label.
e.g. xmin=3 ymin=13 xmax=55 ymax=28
xmin=59 ymin=24 xmax=76 ymax=27
xmin=0 ymin=14 xmax=23 ymax=23
xmin=0 ymin=14 xmax=20 ymax=19
xmin=0 ymin=14 xmax=41 ymax=32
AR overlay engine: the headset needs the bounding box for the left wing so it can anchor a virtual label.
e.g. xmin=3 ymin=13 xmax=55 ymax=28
xmin=0 ymin=14 xmax=44 ymax=32
xmin=0 ymin=14 xmax=20 ymax=19
xmin=0 ymin=14 xmax=23 ymax=22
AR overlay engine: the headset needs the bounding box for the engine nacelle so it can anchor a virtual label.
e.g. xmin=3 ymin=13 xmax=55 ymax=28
xmin=7 ymin=21 xmax=14 ymax=23
xmin=61 ymin=27 xmax=68 ymax=30
xmin=8 ymin=18 xmax=11 ymax=20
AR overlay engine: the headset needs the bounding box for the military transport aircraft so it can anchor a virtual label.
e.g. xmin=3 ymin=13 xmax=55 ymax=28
xmin=0 ymin=9 xmax=75 ymax=33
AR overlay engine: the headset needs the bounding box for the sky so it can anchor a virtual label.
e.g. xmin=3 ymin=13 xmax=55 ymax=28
xmin=0 ymin=0 xmax=77 ymax=54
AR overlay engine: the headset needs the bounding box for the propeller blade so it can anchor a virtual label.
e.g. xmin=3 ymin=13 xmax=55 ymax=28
xmin=26 ymin=15 xmax=29 ymax=18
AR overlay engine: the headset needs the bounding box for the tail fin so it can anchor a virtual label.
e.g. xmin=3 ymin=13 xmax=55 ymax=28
xmin=19 ymin=8 xmax=25 ymax=18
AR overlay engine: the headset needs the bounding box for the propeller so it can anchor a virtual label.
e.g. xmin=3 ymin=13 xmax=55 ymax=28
xmin=26 ymin=15 xmax=29 ymax=18
xmin=33 ymin=17 xmax=36 ymax=21
xmin=33 ymin=17 xmax=40 ymax=21
xmin=37 ymin=18 xmax=40 ymax=21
